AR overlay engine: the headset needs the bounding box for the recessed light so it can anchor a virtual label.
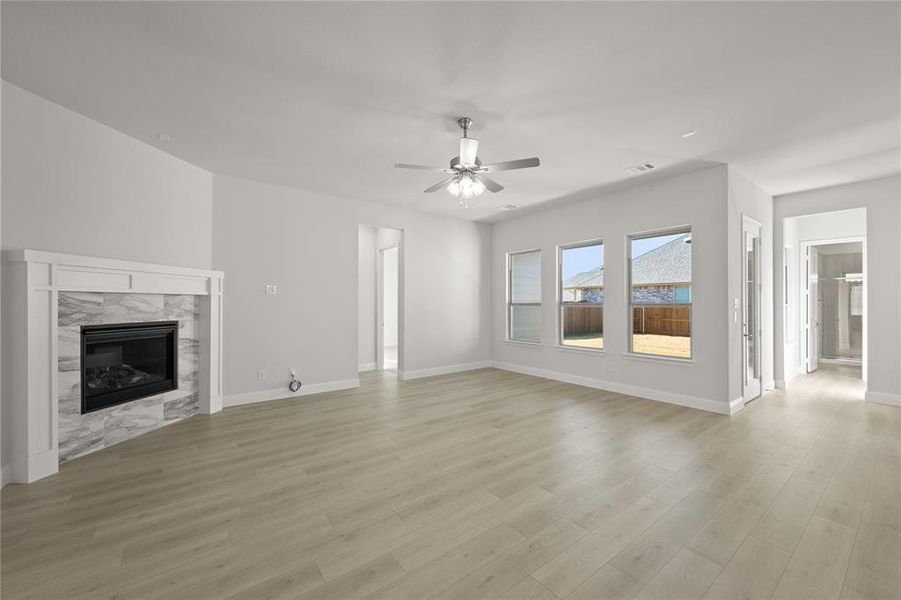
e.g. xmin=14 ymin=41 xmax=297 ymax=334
xmin=156 ymin=133 xmax=171 ymax=142
xmin=500 ymin=204 xmax=518 ymax=211
xmin=680 ymin=130 xmax=698 ymax=138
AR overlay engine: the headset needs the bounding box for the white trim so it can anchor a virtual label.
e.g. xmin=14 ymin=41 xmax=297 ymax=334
xmin=776 ymin=369 xmax=802 ymax=390
xmin=730 ymin=396 xmax=746 ymax=415
xmin=865 ymin=390 xmax=901 ymax=407
xmin=1 ymin=465 xmax=12 ymax=488
xmin=223 ymin=378 xmax=360 ymax=408
xmin=489 ymin=361 xmax=731 ymax=415
xmin=3 ymin=249 xmax=225 ymax=484
xmin=400 ymin=361 xmax=491 ymax=381
xmin=503 ymin=339 xmax=544 ymax=348
xmin=818 ymin=357 xmax=862 ymax=366
xmin=554 ymin=344 xmax=606 ymax=355
xmin=621 ymin=352 xmax=695 ymax=366
xmin=764 ymin=379 xmax=776 ymax=391
xmin=358 ymin=362 xmax=377 ymax=372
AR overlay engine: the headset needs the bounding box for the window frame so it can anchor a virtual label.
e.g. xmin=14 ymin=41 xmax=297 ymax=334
xmin=506 ymin=249 xmax=542 ymax=344
xmin=557 ymin=239 xmax=605 ymax=352
xmin=627 ymin=225 xmax=693 ymax=360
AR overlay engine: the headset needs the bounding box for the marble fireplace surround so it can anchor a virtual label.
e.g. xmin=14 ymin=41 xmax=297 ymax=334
xmin=3 ymin=250 xmax=224 ymax=483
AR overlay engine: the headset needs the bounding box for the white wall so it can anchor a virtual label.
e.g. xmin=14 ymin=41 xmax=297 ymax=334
xmin=357 ymin=225 xmax=377 ymax=369
xmin=727 ymin=167 xmax=774 ymax=398
xmin=781 ymin=207 xmax=867 ymax=383
xmin=774 ymin=177 xmax=901 ymax=404
xmin=212 ymin=174 xmax=491 ymax=398
xmin=0 ymin=82 xmax=213 ymax=268
xmin=491 ymin=165 xmax=733 ymax=413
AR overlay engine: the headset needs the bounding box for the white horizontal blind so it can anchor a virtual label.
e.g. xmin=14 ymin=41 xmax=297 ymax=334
xmin=509 ymin=250 xmax=541 ymax=342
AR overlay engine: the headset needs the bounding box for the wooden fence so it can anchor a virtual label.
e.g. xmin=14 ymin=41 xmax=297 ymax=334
xmin=563 ymin=304 xmax=690 ymax=337
xmin=563 ymin=305 xmax=603 ymax=336
xmin=632 ymin=305 xmax=691 ymax=336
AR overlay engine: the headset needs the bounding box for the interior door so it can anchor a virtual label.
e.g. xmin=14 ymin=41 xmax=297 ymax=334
xmin=806 ymin=245 xmax=820 ymax=372
xmin=742 ymin=217 xmax=762 ymax=402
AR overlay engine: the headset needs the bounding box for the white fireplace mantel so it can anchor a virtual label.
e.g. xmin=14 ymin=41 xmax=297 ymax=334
xmin=2 ymin=249 xmax=224 ymax=483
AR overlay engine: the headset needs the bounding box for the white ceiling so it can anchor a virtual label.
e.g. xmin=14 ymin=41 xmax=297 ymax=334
xmin=3 ymin=2 xmax=899 ymax=222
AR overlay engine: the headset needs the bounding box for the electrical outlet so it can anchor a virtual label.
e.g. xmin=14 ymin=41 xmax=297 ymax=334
xmin=257 ymin=370 xmax=266 ymax=381
xmin=265 ymin=284 xmax=278 ymax=295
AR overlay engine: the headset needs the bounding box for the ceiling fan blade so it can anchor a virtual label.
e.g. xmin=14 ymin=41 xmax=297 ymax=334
xmin=482 ymin=157 xmax=540 ymax=172
xmin=394 ymin=163 xmax=452 ymax=172
xmin=423 ymin=177 xmax=453 ymax=193
xmin=459 ymin=138 xmax=480 ymax=167
xmin=479 ymin=175 xmax=504 ymax=193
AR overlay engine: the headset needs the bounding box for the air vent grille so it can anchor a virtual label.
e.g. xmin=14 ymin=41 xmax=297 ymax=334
xmin=625 ymin=163 xmax=657 ymax=174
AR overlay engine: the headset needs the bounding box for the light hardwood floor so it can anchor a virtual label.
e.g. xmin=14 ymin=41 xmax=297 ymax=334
xmin=2 ymin=365 xmax=899 ymax=599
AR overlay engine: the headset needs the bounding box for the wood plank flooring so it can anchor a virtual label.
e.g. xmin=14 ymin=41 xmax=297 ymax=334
xmin=2 ymin=365 xmax=898 ymax=599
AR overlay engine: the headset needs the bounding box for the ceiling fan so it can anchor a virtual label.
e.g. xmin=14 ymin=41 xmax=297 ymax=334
xmin=394 ymin=117 xmax=540 ymax=207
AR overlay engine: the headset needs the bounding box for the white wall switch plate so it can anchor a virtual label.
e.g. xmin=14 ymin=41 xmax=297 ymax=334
xmin=265 ymin=284 xmax=278 ymax=295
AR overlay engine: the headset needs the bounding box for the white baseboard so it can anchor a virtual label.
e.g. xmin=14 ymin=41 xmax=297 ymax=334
xmin=400 ymin=361 xmax=492 ymax=381
xmin=489 ymin=361 xmax=733 ymax=415
xmin=865 ymin=390 xmax=901 ymax=407
xmin=729 ymin=396 xmax=745 ymax=415
xmin=1 ymin=464 xmax=11 ymax=488
xmin=819 ymin=357 xmax=862 ymax=366
xmin=358 ymin=362 xmax=377 ymax=372
xmin=776 ymin=369 xmax=802 ymax=390
xmin=764 ymin=379 xmax=776 ymax=391
xmin=223 ymin=378 xmax=360 ymax=408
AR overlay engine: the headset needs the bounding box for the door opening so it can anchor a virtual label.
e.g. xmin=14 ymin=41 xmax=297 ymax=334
xmin=358 ymin=225 xmax=403 ymax=376
xmin=379 ymin=246 xmax=399 ymax=371
xmin=742 ymin=216 xmax=762 ymax=403
xmin=802 ymin=238 xmax=866 ymax=380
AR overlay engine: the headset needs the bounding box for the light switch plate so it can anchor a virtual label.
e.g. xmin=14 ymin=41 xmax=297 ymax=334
xmin=265 ymin=284 xmax=278 ymax=295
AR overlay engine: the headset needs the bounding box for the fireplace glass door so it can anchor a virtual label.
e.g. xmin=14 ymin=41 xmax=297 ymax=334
xmin=81 ymin=321 xmax=178 ymax=413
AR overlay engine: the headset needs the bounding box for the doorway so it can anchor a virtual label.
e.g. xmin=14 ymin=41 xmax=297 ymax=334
xmin=358 ymin=224 xmax=403 ymax=376
xmin=803 ymin=239 xmax=865 ymax=376
xmin=742 ymin=216 xmax=762 ymax=403
xmin=378 ymin=246 xmax=399 ymax=371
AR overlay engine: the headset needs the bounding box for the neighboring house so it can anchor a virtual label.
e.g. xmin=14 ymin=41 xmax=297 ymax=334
xmin=563 ymin=233 xmax=692 ymax=304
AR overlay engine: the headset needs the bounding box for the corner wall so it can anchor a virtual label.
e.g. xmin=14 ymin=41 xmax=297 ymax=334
xmin=727 ymin=167 xmax=774 ymax=399
xmin=212 ymin=174 xmax=492 ymax=400
xmin=774 ymin=176 xmax=901 ymax=405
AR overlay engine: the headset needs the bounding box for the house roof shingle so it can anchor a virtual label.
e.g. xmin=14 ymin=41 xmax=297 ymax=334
xmin=563 ymin=233 xmax=691 ymax=289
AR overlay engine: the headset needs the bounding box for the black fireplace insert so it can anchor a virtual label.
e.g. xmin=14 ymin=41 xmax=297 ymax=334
xmin=81 ymin=321 xmax=178 ymax=413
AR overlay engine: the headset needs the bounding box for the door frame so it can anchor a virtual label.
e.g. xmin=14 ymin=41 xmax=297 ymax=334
xmin=800 ymin=236 xmax=867 ymax=380
xmin=376 ymin=244 xmax=400 ymax=372
xmin=742 ymin=216 xmax=763 ymax=403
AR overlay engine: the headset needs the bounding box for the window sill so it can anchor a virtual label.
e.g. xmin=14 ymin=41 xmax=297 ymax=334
xmin=621 ymin=352 xmax=695 ymax=366
xmin=504 ymin=339 xmax=544 ymax=348
xmin=554 ymin=344 xmax=605 ymax=355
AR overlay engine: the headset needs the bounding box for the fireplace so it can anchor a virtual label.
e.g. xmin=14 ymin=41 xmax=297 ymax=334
xmin=81 ymin=321 xmax=178 ymax=413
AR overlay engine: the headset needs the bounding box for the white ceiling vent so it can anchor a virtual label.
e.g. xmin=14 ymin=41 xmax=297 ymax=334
xmin=625 ymin=163 xmax=656 ymax=174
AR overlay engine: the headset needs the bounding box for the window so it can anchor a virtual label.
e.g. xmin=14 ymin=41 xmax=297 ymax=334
xmin=508 ymin=250 xmax=541 ymax=342
xmin=559 ymin=241 xmax=604 ymax=349
xmin=629 ymin=228 xmax=692 ymax=358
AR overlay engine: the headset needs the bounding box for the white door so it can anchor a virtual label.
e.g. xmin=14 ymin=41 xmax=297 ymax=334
xmin=806 ymin=245 xmax=820 ymax=372
xmin=742 ymin=217 xmax=762 ymax=402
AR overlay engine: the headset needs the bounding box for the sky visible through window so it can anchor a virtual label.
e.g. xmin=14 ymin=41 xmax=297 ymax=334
xmin=561 ymin=233 xmax=683 ymax=279
xmin=562 ymin=244 xmax=603 ymax=279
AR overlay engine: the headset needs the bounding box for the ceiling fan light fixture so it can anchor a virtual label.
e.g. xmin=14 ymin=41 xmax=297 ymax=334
xmin=448 ymin=173 xmax=485 ymax=199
